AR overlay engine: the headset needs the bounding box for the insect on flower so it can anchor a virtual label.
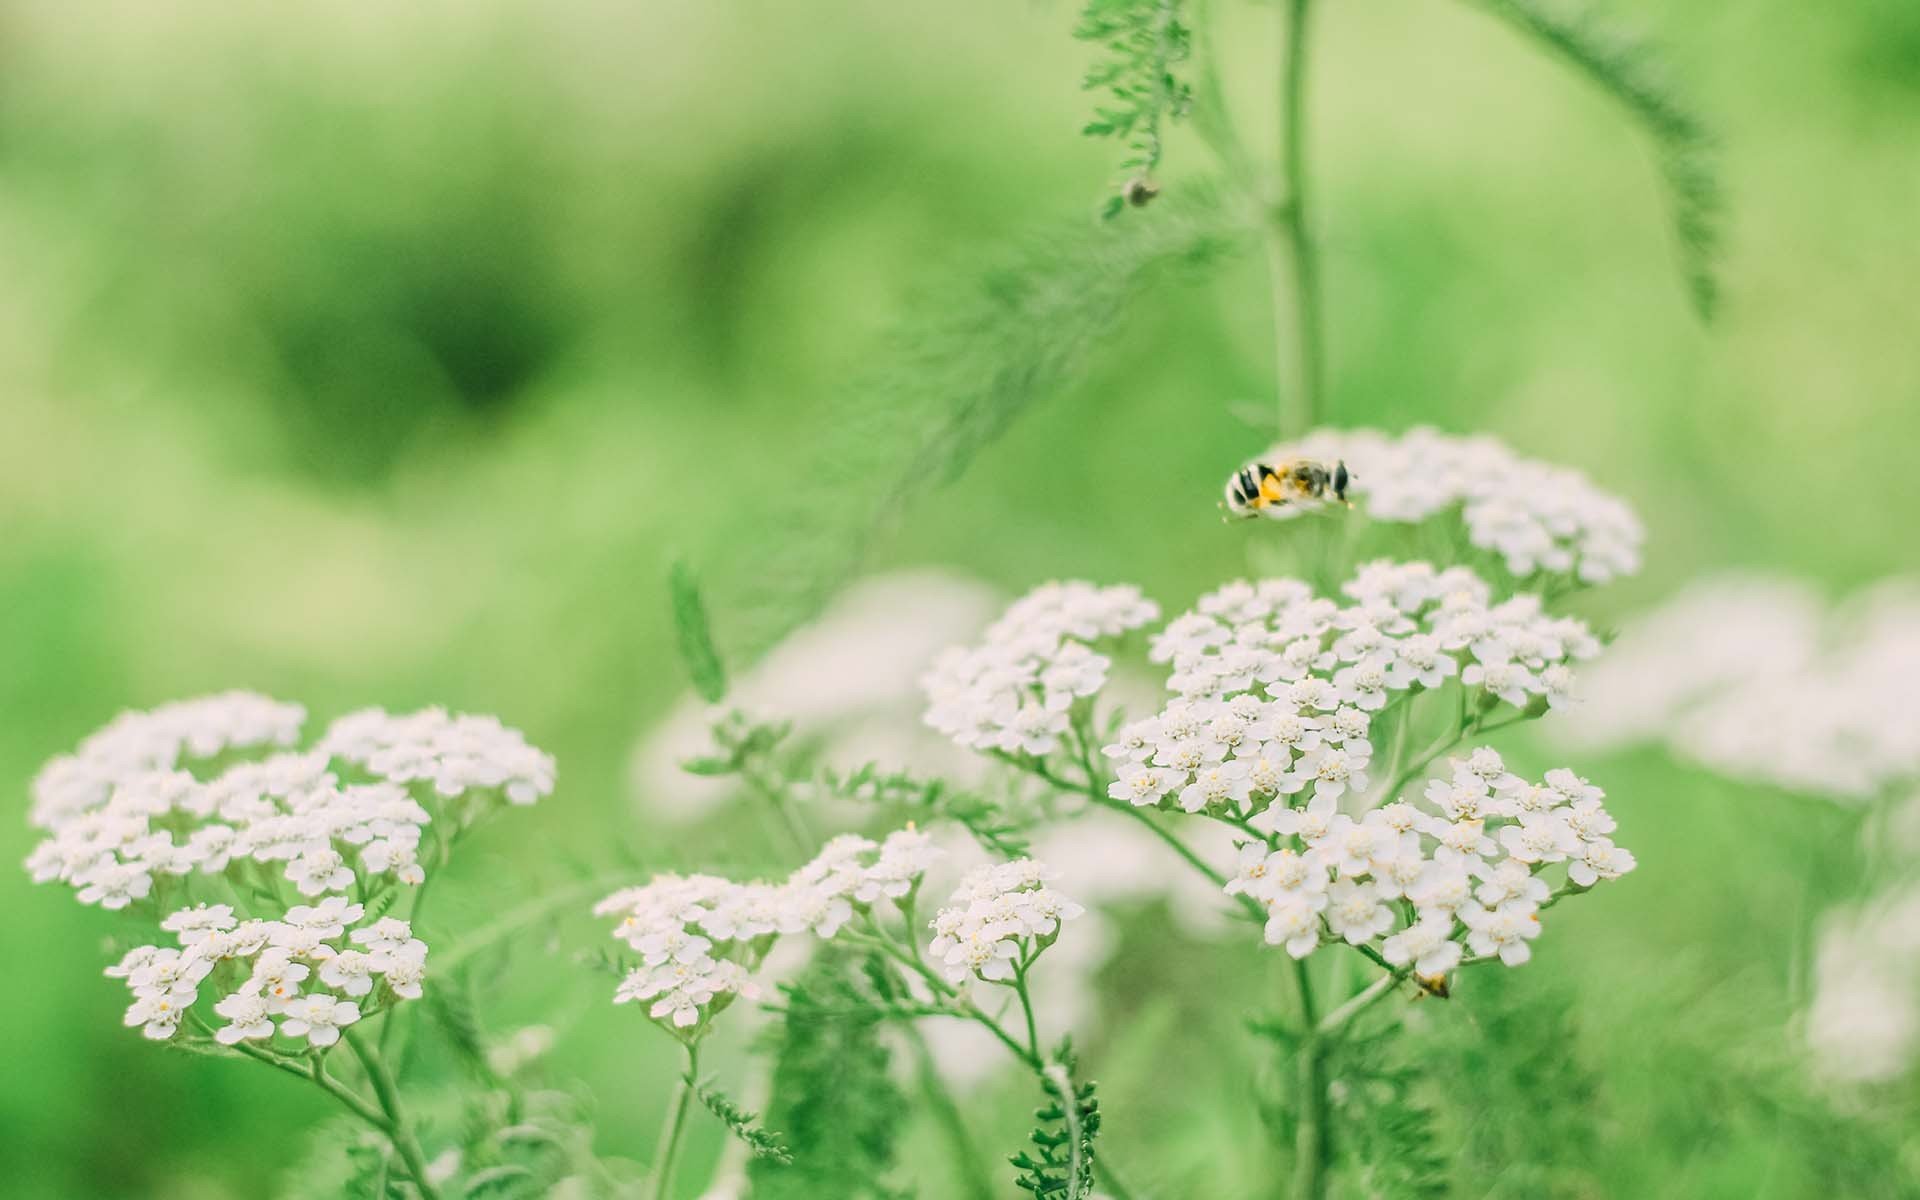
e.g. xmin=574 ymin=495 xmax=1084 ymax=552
xmin=1223 ymin=457 xmax=1353 ymax=519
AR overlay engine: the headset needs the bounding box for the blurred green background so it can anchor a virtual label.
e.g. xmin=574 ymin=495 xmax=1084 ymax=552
xmin=3 ymin=0 xmax=1918 ymax=1196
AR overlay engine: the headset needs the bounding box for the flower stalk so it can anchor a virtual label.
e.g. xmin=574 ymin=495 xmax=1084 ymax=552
xmin=1268 ymin=0 xmax=1325 ymax=436
xmin=651 ymin=1041 xmax=700 ymax=1200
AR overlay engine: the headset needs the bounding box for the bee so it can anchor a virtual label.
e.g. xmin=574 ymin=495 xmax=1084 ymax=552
xmin=1413 ymin=972 xmax=1452 ymax=1001
xmin=1222 ymin=458 xmax=1352 ymax=519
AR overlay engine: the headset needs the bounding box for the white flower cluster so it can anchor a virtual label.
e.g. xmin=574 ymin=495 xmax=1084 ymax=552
xmin=111 ymin=899 xmax=426 ymax=1044
xmin=927 ymin=858 xmax=1084 ymax=985
xmin=1226 ymin=748 xmax=1632 ymax=974
xmin=1561 ymin=576 xmax=1920 ymax=803
xmin=1260 ymin=427 xmax=1643 ymax=584
xmin=597 ymin=827 xmax=942 ymax=1032
xmin=1808 ymin=885 xmax=1920 ymax=1083
xmin=1102 ymin=563 xmax=1599 ymax=814
xmin=922 ymin=582 xmax=1159 ymax=757
xmin=26 ymin=693 xmax=557 ymax=912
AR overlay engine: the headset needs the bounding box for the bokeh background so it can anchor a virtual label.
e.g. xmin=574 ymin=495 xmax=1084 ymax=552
xmin=4 ymin=1 xmax=1918 ymax=1196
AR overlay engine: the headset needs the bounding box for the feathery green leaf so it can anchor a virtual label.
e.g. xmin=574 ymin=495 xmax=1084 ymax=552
xmin=691 ymin=1077 xmax=793 ymax=1165
xmin=1075 ymin=0 xmax=1194 ymax=210
xmin=751 ymin=946 xmax=909 ymax=1200
xmin=718 ymin=189 xmax=1244 ymax=659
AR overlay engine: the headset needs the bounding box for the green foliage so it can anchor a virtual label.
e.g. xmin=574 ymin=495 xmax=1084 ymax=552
xmin=1414 ymin=972 xmax=1601 ymax=1193
xmin=278 ymin=1119 xmax=399 ymax=1200
xmin=1465 ymin=0 xmax=1723 ymax=318
xmin=680 ymin=709 xmax=792 ymax=778
xmin=361 ymin=887 xmax=404 ymax=926
xmin=1325 ymin=1022 xmax=1450 ymax=1200
xmin=691 ymin=1077 xmax=794 ymax=1165
xmin=1009 ymin=1047 xmax=1103 ymax=1198
xmin=820 ymin=761 xmax=1032 ymax=857
xmin=715 ymin=190 xmax=1243 ymax=659
xmin=426 ymin=970 xmax=495 ymax=1084
xmin=1075 ymin=0 xmax=1194 ymax=215
xmin=669 ymin=558 xmax=730 ymax=704
xmin=750 ymin=946 xmax=909 ymax=1200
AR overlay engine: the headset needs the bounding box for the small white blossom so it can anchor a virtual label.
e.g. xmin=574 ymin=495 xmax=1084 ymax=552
xmin=278 ymin=994 xmax=362 ymax=1048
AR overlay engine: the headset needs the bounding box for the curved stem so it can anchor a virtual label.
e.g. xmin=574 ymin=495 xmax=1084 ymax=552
xmin=345 ymin=1030 xmax=442 ymax=1200
xmin=1315 ymin=971 xmax=1401 ymax=1037
xmin=1269 ymin=0 xmax=1325 ymax=436
xmin=651 ymin=1041 xmax=700 ymax=1200
xmin=1000 ymin=740 xmax=1266 ymax=925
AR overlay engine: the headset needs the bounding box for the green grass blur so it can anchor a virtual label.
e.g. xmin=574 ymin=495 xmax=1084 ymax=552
xmin=3 ymin=1 xmax=1918 ymax=1196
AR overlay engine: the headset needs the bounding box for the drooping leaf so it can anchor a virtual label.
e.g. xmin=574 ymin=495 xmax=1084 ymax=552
xmin=668 ymin=557 xmax=729 ymax=703
xmin=1465 ymin=0 xmax=1724 ymax=318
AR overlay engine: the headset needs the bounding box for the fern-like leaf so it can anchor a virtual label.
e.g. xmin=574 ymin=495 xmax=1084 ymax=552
xmin=1325 ymin=1021 xmax=1449 ymax=1200
xmin=1465 ymin=0 xmax=1723 ymax=318
xmin=821 ymin=761 xmax=1032 ymax=858
xmin=692 ymin=1077 xmax=794 ymax=1165
xmin=1076 ymin=0 xmax=1194 ymax=214
xmin=1010 ymin=1046 xmax=1102 ymax=1199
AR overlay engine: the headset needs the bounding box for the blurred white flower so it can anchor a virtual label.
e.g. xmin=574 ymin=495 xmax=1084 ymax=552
xmin=1808 ymin=887 xmax=1920 ymax=1083
xmin=1558 ymin=575 xmax=1920 ymax=805
xmin=633 ymin=571 xmax=1003 ymax=822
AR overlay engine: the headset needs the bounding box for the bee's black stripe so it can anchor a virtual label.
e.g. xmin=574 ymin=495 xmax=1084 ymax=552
xmin=1235 ymin=468 xmax=1261 ymax=504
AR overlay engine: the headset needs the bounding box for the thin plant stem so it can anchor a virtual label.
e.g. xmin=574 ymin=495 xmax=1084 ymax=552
xmin=1014 ymin=965 xmax=1044 ymax=1063
xmin=381 ymin=832 xmax=454 ymax=1062
xmin=903 ymin=1024 xmax=998 ymax=1200
xmin=743 ymin=761 xmax=814 ymax=859
xmin=1288 ymin=959 xmax=1329 ymax=1200
xmin=345 ymin=1030 xmax=442 ymax=1200
xmin=1315 ymin=971 xmax=1401 ymax=1037
xmin=1268 ymin=0 xmax=1326 ymax=436
xmin=1014 ymin=731 xmax=1267 ymax=925
xmin=651 ymin=1041 xmax=700 ymax=1200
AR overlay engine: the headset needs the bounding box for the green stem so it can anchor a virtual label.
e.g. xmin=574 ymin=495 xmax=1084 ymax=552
xmin=1003 ymin=739 xmax=1265 ymax=925
xmin=381 ymin=833 xmax=454 ymax=1063
xmin=851 ymin=928 xmax=1044 ymax=1071
xmin=1269 ymin=0 xmax=1325 ymax=436
xmin=744 ymin=762 xmax=813 ymax=859
xmin=1014 ymin=964 xmax=1044 ymax=1064
xmin=1378 ymin=717 xmax=1471 ymax=805
xmin=1288 ymin=959 xmax=1329 ymax=1200
xmin=1315 ymin=971 xmax=1401 ymax=1037
xmin=345 ymin=1030 xmax=442 ymax=1200
xmin=651 ymin=1041 xmax=700 ymax=1200
xmin=904 ymin=1025 xmax=997 ymax=1200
